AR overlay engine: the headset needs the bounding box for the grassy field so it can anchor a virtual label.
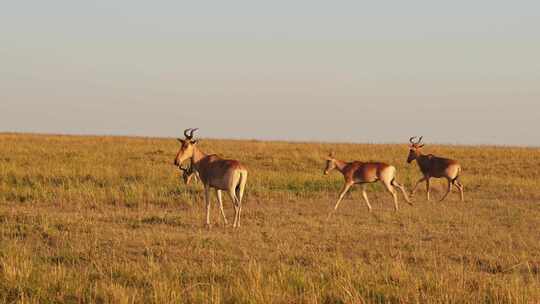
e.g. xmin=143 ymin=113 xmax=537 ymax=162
xmin=0 ymin=133 xmax=539 ymax=303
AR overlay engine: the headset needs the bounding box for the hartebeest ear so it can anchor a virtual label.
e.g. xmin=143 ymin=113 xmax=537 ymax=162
xmin=325 ymin=152 xmax=335 ymax=160
xmin=191 ymin=139 xmax=199 ymax=145
xmin=177 ymin=138 xmax=185 ymax=144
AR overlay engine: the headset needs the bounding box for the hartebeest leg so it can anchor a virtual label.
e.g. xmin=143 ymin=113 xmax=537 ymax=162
xmin=392 ymin=180 xmax=412 ymax=205
xmin=215 ymin=189 xmax=228 ymax=225
xmin=204 ymin=186 xmax=211 ymax=227
xmin=237 ymin=200 xmax=243 ymax=228
xmin=439 ymin=178 xmax=452 ymax=202
xmin=333 ymin=182 xmax=353 ymax=212
xmin=227 ymin=190 xmax=240 ymax=228
xmin=360 ymin=185 xmax=372 ymax=212
xmin=425 ymin=177 xmax=431 ymax=201
xmin=453 ymin=179 xmax=465 ymax=201
xmin=383 ymin=180 xmax=399 ymax=211
xmin=410 ymin=177 xmax=427 ymax=198
xmin=327 ymin=182 xmax=353 ymax=219
xmin=236 ymin=188 xmax=244 ymax=228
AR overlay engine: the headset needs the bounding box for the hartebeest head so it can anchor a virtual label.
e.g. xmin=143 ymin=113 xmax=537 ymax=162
xmin=174 ymin=128 xmax=199 ymax=167
xmin=407 ymin=136 xmax=425 ymax=163
xmin=323 ymin=152 xmax=337 ymax=175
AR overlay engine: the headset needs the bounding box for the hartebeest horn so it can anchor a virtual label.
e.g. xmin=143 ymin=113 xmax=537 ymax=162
xmin=189 ymin=128 xmax=198 ymax=140
xmin=409 ymin=136 xmax=423 ymax=145
xmin=184 ymin=128 xmax=192 ymax=139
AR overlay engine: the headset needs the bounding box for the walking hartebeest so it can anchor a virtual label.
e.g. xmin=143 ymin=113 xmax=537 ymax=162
xmin=407 ymin=136 xmax=464 ymax=202
xmin=174 ymin=128 xmax=248 ymax=228
xmin=324 ymin=152 xmax=411 ymax=214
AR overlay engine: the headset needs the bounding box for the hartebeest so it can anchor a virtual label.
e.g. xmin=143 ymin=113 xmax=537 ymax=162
xmin=178 ymin=162 xmax=199 ymax=185
xmin=324 ymin=152 xmax=411 ymax=214
xmin=407 ymin=136 xmax=464 ymax=202
xmin=174 ymin=128 xmax=248 ymax=228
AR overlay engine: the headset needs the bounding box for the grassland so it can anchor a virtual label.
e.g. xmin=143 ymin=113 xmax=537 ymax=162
xmin=0 ymin=132 xmax=539 ymax=303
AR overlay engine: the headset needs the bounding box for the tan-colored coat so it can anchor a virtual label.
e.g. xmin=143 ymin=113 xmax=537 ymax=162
xmin=195 ymin=155 xmax=247 ymax=191
xmin=324 ymin=154 xmax=411 ymax=214
xmin=407 ymin=137 xmax=464 ymax=202
xmin=175 ymin=129 xmax=248 ymax=228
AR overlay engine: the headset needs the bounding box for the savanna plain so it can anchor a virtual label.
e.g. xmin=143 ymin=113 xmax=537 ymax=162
xmin=0 ymin=133 xmax=539 ymax=304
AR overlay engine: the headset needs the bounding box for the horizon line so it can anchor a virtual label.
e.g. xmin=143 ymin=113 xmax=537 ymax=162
xmin=1 ymin=131 xmax=538 ymax=149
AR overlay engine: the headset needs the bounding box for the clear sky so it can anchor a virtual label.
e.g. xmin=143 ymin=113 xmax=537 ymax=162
xmin=1 ymin=1 xmax=539 ymax=146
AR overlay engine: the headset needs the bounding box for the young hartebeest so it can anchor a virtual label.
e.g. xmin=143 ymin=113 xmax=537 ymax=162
xmin=174 ymin=128 xmax=248 ymax=228
xmin=178 ymin=162 xmax=199 ymax=185
xmin=324 ymin=152 xmax=411 ymax=214
xmin=407 ymin=136 xmax=464 ymax=202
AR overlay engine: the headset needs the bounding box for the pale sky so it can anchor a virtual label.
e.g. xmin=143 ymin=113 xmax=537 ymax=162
xmin=1 ymin=1 xmax=539 ymax=146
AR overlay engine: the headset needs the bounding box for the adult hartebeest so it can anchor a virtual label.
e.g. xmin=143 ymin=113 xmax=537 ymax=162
xmin=324 ymin=152 xmax=411 ymax=214
xmin=174 ymin=128 xmax=248 ymax=228
xmin=407 ymin=136 xmax=464 ymax=202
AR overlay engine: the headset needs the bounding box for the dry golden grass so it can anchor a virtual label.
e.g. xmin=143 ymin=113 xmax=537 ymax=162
xmin=0 ymin=133 xmax=539 ymax=303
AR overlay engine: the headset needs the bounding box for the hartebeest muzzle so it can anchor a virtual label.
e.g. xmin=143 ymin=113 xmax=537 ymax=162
xmin=174 ymin=150 xmax=183 ymax=167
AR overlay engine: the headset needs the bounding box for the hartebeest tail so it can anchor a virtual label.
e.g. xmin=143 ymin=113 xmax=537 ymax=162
xmin=174 ymin=128 xmax=248 ymax=228
xmin=232 ymin=169 xmax=248 ymax=223
xmin=407 ymin=136 xmax=464 ymax=202
xmin=324 ymin=152 xmax=411 ymax=215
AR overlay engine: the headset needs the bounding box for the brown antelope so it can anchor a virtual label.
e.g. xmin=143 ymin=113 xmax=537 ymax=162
xmin=407 ymin=136 xmax=464 ymax=202
xmin=174 ymin=128 xmax=248 ymax=228
xmin=178 ymin=162 xmax=199 ymax=185
xmin=324 ymin=152 xmax=411 ymax=214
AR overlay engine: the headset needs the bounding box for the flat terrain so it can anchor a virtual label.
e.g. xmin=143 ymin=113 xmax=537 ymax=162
xmin=1 ymin=133 xmax=539 ymax=303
